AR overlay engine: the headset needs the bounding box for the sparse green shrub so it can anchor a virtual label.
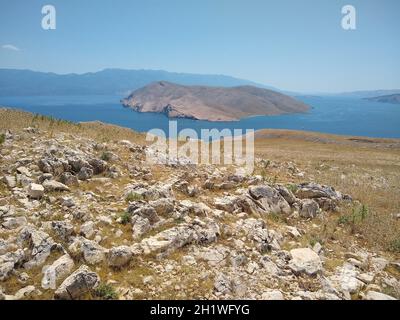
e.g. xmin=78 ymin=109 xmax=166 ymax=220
xmin=337 ymin=215 xmax=350 ymax=225
xmin=309 ymin=235 xmax=324 ymax=247
xmin=337 ymin=204 xmax=370 ymax=234
xmin=0 ymin=133 xmax=5 ymax=145
xmin=94 ymin=283 xmax=118 ymax=300
xmin=287 ymin=184 xmax=298 ymax=193
xmin=119 ymin=211 xmax=131 ymax=225
xmin=338 ymin=204 xmax=369 ymax=225
xmin=100 ymin=151 xmax=112 ymax=161
xmin=389 ymin=238 xmax=400 ymax=253
xmin=125 ymin=192 xmax=143 ymax=203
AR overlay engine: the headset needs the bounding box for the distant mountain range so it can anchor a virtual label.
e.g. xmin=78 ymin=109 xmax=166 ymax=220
xmin=366 ymin=94 xmax=400 ymax=104
xmin=1 ymin=68 xmax=398 ymax=99
xmin=121 ymin=81 xmax=309 ymax=121
xmin=0 ymin=68 xmax=278 ymax=96
xmin=330 ymin=89 xmax=400 ymax=99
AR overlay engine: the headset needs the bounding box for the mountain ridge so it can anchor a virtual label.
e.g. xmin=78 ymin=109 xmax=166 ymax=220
xmin=0 ymin=68 xmax=278 ymax=96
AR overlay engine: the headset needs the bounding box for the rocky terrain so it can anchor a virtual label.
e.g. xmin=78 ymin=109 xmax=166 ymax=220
xmin=0 ymin=108 xmax=399 ymax=300
xmin=121 ymin=81 xmax=309 ymax=121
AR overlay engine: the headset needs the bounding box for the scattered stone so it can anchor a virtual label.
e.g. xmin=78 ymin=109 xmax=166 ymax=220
xmin=54 ymin=265 xmax=100 ymax=300
xmin=299 ymin=199 xmax=320 ymax=218
xmin=42 ymin=180 xmax=70 ymax=192
xmin=261 ymin=289 xmax=284 ymax=300
xmin=27 ymin=183 xmax=44 ymax=199
xmin=41 ymin=254 xmax=75 ymax=289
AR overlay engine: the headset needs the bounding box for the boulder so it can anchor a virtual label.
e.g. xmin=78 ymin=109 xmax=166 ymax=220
xmin=42 ymin=180 xmax=70 ymax=192
xmin=79 ymin=221 xmax=96 ymax=239
xmin=38 ymin=158 xmax=69 ymax=175
xmin=249 ymin=185 xmax=291 ymax=215
xmin=88 ymin=158 xmax=108 ymax=174
xmin=275 ymin=185 xmax=297 ymax=205
xmin=149 ymin=198 xmax=175 ymax=215
xmin=214 ymin=196 xmax=240 ymax=213
xmin=296 ymin=182 xmax=344 ymax=200
xmin=41 ymin=254 xmax=75 ymax=289
xmin=289 ymin=248 xmax=323 ymax=276
xmin=0 ymin=249 xmax=26 ymax=281
xmin=27 ymin=183 xmax=44 ymax=199
xmin=214 ymin=273 xmax=232 ymax=295
xmin=19 ymin=227 xmax=57 ymax=269
xmin=261 ymin=289 xmax=285 ymax=300
xmin=328 ymin=263 xmax=365 ymax=297
xmin=54 ymin=265 xmax=100 ymax=300
xmin=131 ymin=215 xmax=151 ymax=239
xmin=51 ymin=221 xmax=75 ymax=241
xmin=59 ymin=172 xmax=79 ymax=186
xmin=2 ymin=216 xmax=27 ymax=230
xmin=139 ymin=225 xmax=198 ymax=255
xmin=77 ymin=167 xmax=93 ymax=181
xmin=128 ymin=204 xmax=159 ymax=224
xmin=3 ymin=175 xmax=16 ymax=188
xmin=81 ymin=239 xmax=106 ymax=265
xmin=107 ymin=246 xmax=133 ymax=268
xmin=364 ymin=291 xmax=396 ymax=300
xmin=299 ymin=199 xmax=320 ymax=218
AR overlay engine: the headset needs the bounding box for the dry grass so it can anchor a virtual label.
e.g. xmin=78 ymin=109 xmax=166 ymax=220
xmin=254 ymin=129 xmax=400 ymax=254
xmin=0 ymin=107 xmax=147 ymax=145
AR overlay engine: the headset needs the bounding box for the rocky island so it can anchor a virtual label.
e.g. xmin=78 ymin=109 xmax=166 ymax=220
xmin=121 ymin=82 xmax=310 ymax=121
xmin=366 ymin=94 xmax=400 ymax=104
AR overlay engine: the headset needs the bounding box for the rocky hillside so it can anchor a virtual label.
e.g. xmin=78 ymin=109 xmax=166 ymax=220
xmin=121 ymin=82 xmax=309 ymax=121
xmin=0 ymin=108 xmax=399 ymax=300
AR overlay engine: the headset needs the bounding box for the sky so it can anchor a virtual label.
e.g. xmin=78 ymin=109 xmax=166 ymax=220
xmin=0 ymin=0 xmax=399 ymax=93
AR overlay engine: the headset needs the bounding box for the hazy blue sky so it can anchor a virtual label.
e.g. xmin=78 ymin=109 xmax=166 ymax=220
xmin=0 ymin=0 xmax=399 ymax=92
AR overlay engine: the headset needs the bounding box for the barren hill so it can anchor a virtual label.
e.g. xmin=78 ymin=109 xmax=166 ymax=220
xmin=121 ymin=81 xmax=309 ymax=121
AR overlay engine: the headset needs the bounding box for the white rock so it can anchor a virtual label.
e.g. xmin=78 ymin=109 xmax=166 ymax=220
xmin=261 ymin=289 xmax=284 ymax=300
xmin=364 ymin=291 xmax=396 ymax=300
xmin=107 ymin=246 xmax=133 ymax=268
xmin=41 ymin=254 xmax=75 ymax=289
xmin=42 ymin=180 xmax=70 ymax=192
xmin=28 ymin=183 xmax=44 ymax=199
xmin=17 ymin=166 xmax=31 ymax=177
xmin=54 ymin=265 xmax=100 ymax=300
xmin=289 ymin=248 xmax=323 ymax=276
xmin=299 ymin=199 xmax=320 ymax=218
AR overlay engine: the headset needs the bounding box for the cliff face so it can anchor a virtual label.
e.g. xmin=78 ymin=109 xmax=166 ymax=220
xmin=121 ymin=81 xmax=309 ymax=121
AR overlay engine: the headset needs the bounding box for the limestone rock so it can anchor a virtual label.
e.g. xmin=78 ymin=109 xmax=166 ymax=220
xmin=27 ymin=183 xmax=44 ymax=199
xmin=54 ymin=265 xmax=100 ymax=300
xmin=289 ymin=248 xmax=323 ymax=276
xmin=107 ymin=246 xmax=133 ymax=268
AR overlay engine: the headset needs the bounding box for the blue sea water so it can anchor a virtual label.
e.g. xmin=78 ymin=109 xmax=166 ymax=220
xmin=0 ymin=95 xmax=399 ymax=139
